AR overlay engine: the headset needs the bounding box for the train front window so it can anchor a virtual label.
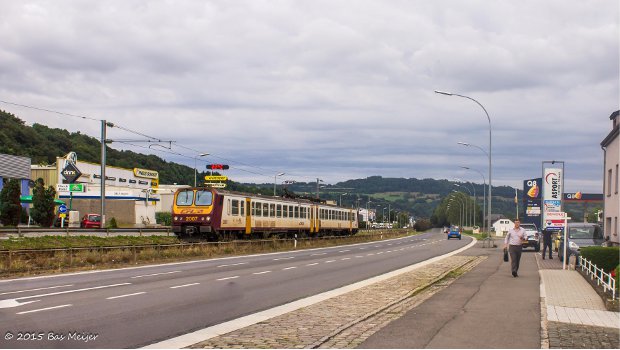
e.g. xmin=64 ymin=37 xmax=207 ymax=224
xmin=195 ymin=190 xmax=213 ymax=206
xmin=176 ymin=190 xmax=194 ymax=206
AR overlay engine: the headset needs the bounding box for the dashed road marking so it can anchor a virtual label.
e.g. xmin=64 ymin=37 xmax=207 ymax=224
xmin=170 ymin=283 xmax=200 ymax=289
xmin=0 ymin=284 xmax=74 ymax=296
xmin=106 ymin=292 xmax=146 ymax=300
xmin=355 ymin=256 xmax=364 ymax=258
xmin=306 ymin=263 xmax=319 ymax=266
xmin=338 ymin=250 xmax=350 ymax=253
xmin=216 ymin=276 xmax=239 ymax=281
xmin=17 ymin=304 xmax=72 ymax=315
xmin=341 ymin=257 xmax=351 ymax=261
xmin=217 ymin=262 xmax=247 ymax=268
xmin=325 ymin=260 xmax=336 ymax=263
xmin=311 ymin=253 xmax=326 ymax=256
xmin=282 ymin=267 xmax=297 ymax=270
xmin=273 ymin=257 xmax=295 ymax=261
xmin=253 ymin=271 xmax=271 ymax=275
xmin=132 ymin=271 xmax=181 ymax=279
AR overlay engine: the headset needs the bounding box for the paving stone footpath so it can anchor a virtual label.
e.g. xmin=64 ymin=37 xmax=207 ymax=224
xmin=547 ymin=321 xmax=619 ymax=349
xmin=190 ymin=255 xmax=484 ymax=349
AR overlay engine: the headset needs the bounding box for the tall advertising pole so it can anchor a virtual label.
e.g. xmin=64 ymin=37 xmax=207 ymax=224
xmin=542 ymin=161 xmax=565 ymax=265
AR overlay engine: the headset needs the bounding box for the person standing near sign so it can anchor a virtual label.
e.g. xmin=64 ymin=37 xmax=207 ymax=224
xmin=542 ymin=228 xmax=554 ymax=259
xmin=504 ymin=219 xmax=527 ymax=277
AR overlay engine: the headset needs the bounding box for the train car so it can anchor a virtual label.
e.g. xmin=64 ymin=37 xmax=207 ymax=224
xmin=172 ymin=187 xmax=358 ymax=239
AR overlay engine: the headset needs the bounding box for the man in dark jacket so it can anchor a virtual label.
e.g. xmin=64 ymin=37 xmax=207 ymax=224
xmin=542 ymin=228 xmax=553 ymax=259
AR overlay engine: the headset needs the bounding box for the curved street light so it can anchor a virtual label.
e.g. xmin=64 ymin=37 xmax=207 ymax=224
xmin=274 ymin=172 xmax=285 ymax=196
xmin=194 ymin=153 xmax=210 ymax=187
xmin=437 ymin=90 xmax=493 ymax=247
xmin=461 ymin=166 xmax=486 ymax=232
xmin=454 ymin=181 xmax=475 ymax=228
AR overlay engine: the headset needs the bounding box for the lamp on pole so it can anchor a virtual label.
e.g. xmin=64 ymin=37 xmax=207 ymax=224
xmin=454 ymin=181 xmax=475 ymax=228
xmin=461 ymin=166 xmax=486 ymax=233
xmin=366 ymin=200 xmax=372 ymax=228
xmin=452 ymin=190 xmax=467 ymax=227
xmin=274 ymin=172 xmax=285 ymax=196
xmin=194 ymin=153 xmax=210 ymax=187
xmin=316 ymin=178 xmax=324 ymax=199
xmin=436 ymin=90 xmax=493 ymax=247
xmin=339 ymin=193 xmax=348 ymax=206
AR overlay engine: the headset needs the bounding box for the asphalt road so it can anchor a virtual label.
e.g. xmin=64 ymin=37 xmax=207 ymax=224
xmin=0 ymin=229 xmax=471 ymax=348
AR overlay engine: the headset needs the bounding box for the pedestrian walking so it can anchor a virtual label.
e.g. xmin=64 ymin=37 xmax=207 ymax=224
xmin=504 ymin=219 xmax=527 ymax=277
xmin=542 ymin=228 xmax=553 ymax=259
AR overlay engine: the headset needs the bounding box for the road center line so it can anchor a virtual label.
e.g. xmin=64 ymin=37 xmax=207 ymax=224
xmin=253 ymin=271 xmax=271 ymax=275
xmin=17 ymin=304 xmax=72 ymax=315
xmin=14 ymin=283 xmax=132 ymax=301
xmin=170 ymin=283 xmax=200 ymax=289
xmin=341 ymin=257 xmax=351 ymax=261
xmin=273 ymin=257 xmax=295 ymax=261
xmin=217 ymin=262 xmax=247 ymax=268
xmin=355 ymin=256 xmax=364 ymax=258
xmin=306 ymin=263 xmax=319 ymax=266
xmin=282 ymin=267 xmax=297 ymax=270
xmin=216 ymin=276 xmax=239 ymax=281
xmin=310 ymin=253 xmax=326 ymax=256
xmin=338 ymin=250 xmax=350 ymax=253
xmin=106 ymin=292 xmax=146 ymax=300
xmin=325 ymin=260 xmax=336 ymax=263
xmin=131 ymin=271 xmax=181 ymax=279
xmin=0 ymin=284 xmax=74 ymax=296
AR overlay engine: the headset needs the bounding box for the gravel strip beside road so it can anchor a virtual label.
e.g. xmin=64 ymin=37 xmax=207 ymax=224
xmin=190 ymin=255 xmax=484 ymax=349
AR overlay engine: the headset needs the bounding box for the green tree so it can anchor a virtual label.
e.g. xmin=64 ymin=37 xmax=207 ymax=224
xmin=0 ymin=179 xmax=22 ymax=226
xmin=30 ymin=178 xmax=56 ymax=227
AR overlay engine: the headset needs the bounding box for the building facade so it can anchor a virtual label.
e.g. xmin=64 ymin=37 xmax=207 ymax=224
xmin=0 ymin=153 xmax=31 ymax=207
xmin=601 ymin=110 xmax=619 ymax=245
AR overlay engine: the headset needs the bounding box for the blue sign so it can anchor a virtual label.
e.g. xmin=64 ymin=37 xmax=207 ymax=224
xmin=58 ymin=205 xmax=68 ymax=213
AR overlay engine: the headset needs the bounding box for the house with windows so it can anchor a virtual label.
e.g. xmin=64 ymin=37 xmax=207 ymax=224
xmin=601 ymin=110 xmax=619 ymax=246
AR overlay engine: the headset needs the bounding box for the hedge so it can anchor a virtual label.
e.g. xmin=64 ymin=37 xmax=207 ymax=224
xmin=580 ymin=246 xmax=620 ymax=272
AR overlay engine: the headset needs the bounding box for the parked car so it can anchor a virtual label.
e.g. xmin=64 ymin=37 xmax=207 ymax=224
xmin=447 ymin=226 xmax=461 ymax=240
xmin=558 ymin=223 xmax=604 ymax=263
xmin=81 ymin=214 xmax=102 ymax=228
xmin=519 ymin=223 xmax=540 ymax=251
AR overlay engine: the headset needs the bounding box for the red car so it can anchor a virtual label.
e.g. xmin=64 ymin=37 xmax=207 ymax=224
xmin=81 ymin=214 xmax=102 ymax=228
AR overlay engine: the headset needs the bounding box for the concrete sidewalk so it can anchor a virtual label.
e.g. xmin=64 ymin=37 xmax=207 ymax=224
xmin=537 ymin=253 xmax=619 ymax=348
xmin=359 ymin=244 xmax=541 ymax=348
xmin=359 ymin=242 xmax=619 ymax=349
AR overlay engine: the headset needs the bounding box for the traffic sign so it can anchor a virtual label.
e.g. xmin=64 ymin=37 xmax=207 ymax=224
xmin=58 ymin=205 xmax=68 ymax=213
xmin=57 ymin=184 xmax=86 ymax=192
xmin=204 ymin=182 xmax=226 ymax=188
xmin=204 ymin=176 xmax=228 ymax=181
xmin=207 ymin=164 xmax=229 ymax=170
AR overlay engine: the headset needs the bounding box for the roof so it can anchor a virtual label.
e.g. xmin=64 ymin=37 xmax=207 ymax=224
xmin=601 ymin=119 xmax=619 ymax=147
xmin=610 ymin=110 xmax=619 ymax=120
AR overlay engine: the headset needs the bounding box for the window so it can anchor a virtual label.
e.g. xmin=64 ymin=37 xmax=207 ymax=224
xmin=270 ymin=203 xmax=275 ymax=217
xmin=231 ymin=200 xmax=239 ymax=216
xmin=263 ymin=203 xmax=269 ymax=217
xmin=289 ymin=206 xmax=294 ymax=218
xmin=608 ymin=169 xmax=613 ymax=196
xmin=615 ymin=164 xmax=618 ymax=194
xmin=283 ymin=205 xmax=288 ymax=218
xmin=195 ymin=190 xmax=213 ymax=206
xmin=301 ymin=207 xmax=307 ymax=219
xmin=176 ymin=190 xmax=194 ymax=206
xmin=294 ymin=206 xmax=299 ymax=218
xmin=240 ymin=201 xmax=245 ymax=216
xmin=277 ymin=204 xmax=282 ymax=218
xmin=252 ymin=202 xmax=259 ymax=216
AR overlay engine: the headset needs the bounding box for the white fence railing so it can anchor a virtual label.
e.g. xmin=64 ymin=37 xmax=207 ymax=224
xmin=579 ymin=256 xmax=616 ymax=300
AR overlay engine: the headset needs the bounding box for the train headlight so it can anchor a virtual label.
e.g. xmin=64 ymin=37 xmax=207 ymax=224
xmin=174 ymin=216 xmax=178 ymax=221
xmin=206 ymin=216 xmax=211 ymax=222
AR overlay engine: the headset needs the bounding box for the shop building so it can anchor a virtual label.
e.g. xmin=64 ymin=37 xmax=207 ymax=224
xmin=0 ymin=153 xmax=31 ymax=205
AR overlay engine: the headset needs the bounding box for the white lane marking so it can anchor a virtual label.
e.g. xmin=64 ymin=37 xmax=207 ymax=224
xmin=216 ymin=276 xmax=239 ymax=281
xmin=106 ymin=292 xmax=146 ymax=300
xmin=367 ymin=253 xmax=375 ymax=256
xmin=170 ymin=283 xmax=200 ymax=289
xmin=253 ymin=271 xmax=271 ymax=275
xmin=273 ymin=257 xmax=295 ymax=261
xmin=374 ymin=245 xmax=381 ymax=248
xmin=377 ymin=252 xmax=384 ymax=255
xmin=387 ymin=244 xmax=393 ymax=246
xmin=10 ymin=283 xmax=131 ymax=301
xmin=355 ymin=256 xmax=364 ymax=258
xmin=338 ymin=250 xmax=350 ymax=253
xmin=386 ymin=250 xmax=392 ymax=253
xmin=311 ymin=253 xmax=326 ymax=256
xmin=282 ymin=267 xmax=297 ymax=270
xmin=325 ymin=260 xmax=336 ymax=263
xmin=0 ymin=284 xmax=74 ymax=296
xmin=17 ymin=304 xmax=72 ymax=315
xmin=359 ymin=247 xmax=366 ymax=250
xmin=306 ymin=263 xmax=319 ymax=266
xmin=341 ymin=258 xmax=351 ymax=261
xmin=145 ymin=236 xmax=477 ymax=349
xmin=217 ymin=262 xmax=247 ymax=268
xmin=131 ymin=271 xmax=181 ymax=279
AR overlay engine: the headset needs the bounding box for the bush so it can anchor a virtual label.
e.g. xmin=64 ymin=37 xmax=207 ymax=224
xmin=155 ymin=212 xmax=172 ymax=226
xmin=413 ymin=219 xmax=432 ymax=232
xmin=107 ymin=217 xmax=118 ymax=229
xmin=580 ymin=246 xmax=620 ymax=272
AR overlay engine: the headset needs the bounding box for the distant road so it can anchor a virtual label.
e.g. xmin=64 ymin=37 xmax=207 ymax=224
xmin=0 ymin=229 xmax=471 ymax=348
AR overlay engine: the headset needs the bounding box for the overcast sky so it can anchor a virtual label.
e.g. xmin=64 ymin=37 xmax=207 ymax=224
xmin=1 ymin=0 xmax=618 ymax=192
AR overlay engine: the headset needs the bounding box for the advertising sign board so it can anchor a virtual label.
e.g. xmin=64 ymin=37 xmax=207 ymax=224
xmin=204 ymin=176 xmax=228 ymax=181
xmin=204 ymin=183 xmax=226 ymax=188
xmin=522 ymin=178 xmax=542 ymax=226
xmin=542 ymin=167 xmax=563 ymax=230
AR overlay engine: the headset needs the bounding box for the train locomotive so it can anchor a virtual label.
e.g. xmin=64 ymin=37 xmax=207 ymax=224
xmin=172 ymin=187 xmax=359 ymax=240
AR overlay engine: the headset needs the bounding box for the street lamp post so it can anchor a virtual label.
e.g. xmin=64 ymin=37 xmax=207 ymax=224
xmin=461 ymin=166 xmax=486 ymax=233
xmin=316 ymin=178 xmax=324 ymax=199
xmin=454 ymin=181 xmax=475 ymax=228
xmin=366 ymin=200 xmax=372 ymax=228
xmin=436 ymin=90 xmax=493 ymax=247
xmin=274 ymin=172 xmax=285 ymax=196
xmin=339 ymin=193 xmax=348 ymax=207
xmin=194 ymin=153 xmax=210 ymax=187
xmin=452 ymin=190 xmax=467 ymax=227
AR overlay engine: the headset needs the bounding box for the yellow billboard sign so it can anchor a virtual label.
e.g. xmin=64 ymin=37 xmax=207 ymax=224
xmin=133 ymin=168 xmax=159 ymax=179
xmin=204 ymin=176 xmax=228 ymax=181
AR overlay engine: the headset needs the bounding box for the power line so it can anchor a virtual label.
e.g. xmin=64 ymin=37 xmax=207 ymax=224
xmin=0 ymin=100 xmax=100 ymax=121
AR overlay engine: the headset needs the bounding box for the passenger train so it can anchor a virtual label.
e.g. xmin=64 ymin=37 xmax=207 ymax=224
xmin=172 ymin=187 xmax=359 ymax=239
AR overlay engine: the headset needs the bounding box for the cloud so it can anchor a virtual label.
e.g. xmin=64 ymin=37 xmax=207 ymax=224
xmin=0 ymin=0 xmax=617 ymax=193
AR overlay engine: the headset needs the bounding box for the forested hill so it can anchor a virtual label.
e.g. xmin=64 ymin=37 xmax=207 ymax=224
xmin=2 ymin=109 xmax=523 ymax=218
xmin=0 ymin=109 xmax=204 ymax=186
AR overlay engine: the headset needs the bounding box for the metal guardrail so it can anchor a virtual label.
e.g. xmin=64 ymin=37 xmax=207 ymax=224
xmin=579 ymin=256 xmax=617 ymax=300
xmin=0 ymin=227 xmax=173 ymax=238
